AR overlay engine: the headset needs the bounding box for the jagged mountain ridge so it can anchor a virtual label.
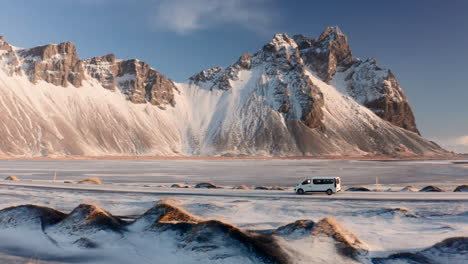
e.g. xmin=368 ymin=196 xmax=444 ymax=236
xmin=0 ymin=27 xmax=445 ymax=157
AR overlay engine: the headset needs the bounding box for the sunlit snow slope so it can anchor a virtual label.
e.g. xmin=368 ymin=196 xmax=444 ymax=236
xmin=0 ymin=28 xmax=446 ymax=157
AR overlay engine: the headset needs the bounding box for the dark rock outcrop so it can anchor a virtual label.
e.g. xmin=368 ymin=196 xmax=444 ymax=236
xmin=159 ymin=220 xmax=293 ymax=264
xmin=346 ymin=187 xmax=371 ymax=192
xmin=194 ymin=182 xmax=223 ymax=189
xmin=83 ymin=57 xmax=177 ymax=107
xmin=114 ymin=59 xmax=177 ymax=107
xmin=18 ymin=41 xmax=85 ymax=87
xmin=358 ymin=208 xmax=417 ymax=218
xmin=0 ymin=204 xmax=67 ymax=229
xmin=292 ymin=34 xmax=315 ymax=50
xmin=170 ymin=183 xmax=189 ymax=188
xmin=296 ymin=27 xmax=420 ymax=134
xmin=302 ymin=26 xmax=354 ymax=82
xmin=340 ymin=59 xmax=420 ymax=134
xmin=0 ymin=36 xmax=22 ymax=76
xmin=82 ymin=54 xmax=118 ymax=90
xmin=372 ymin=237 xmax=468 ymax=264
xmin=189 ymin=66 xmax=222 ymax=84
xmin=454 ymin=185 xmax=468 ymax=192
xmin=1 ymin=39 xmax=178 ymax=108
xmin=419 ymin=186 xmax=444 ymax=192
xmin=274 ymin=220 xmax=316 ymax=237
xmin=271 ymin=186 xmax=286 ymax=190
xmin=189 ymin=52 xmax=252 ymax=91
xmin=52 ymin=203 xmax=127 ymax=234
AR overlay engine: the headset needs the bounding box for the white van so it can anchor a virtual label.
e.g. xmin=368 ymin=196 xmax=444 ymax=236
xmin=294 ymin=177 xmax=341 ymax=195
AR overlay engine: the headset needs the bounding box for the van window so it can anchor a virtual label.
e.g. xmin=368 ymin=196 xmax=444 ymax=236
xmin=302 ymin=179 xmax=311 ymax=185
xmin=313 ymin=179 xmax=334 ymax=184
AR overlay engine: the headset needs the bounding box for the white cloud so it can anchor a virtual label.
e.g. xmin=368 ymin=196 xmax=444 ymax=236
xmin=151 ymin=0 xmax=274 ymax=34
xmin=434 ymin=135 xmax=468 ymax=154
xmin=456 ymin=135 xmax=468 ymax=145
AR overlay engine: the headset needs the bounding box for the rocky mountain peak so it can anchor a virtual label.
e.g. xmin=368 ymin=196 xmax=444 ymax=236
xmin=0 ymin=36 xmax=22 ymax=76
xmin=0 ymin=37 xmax=179 ymax=108
xmin=292 ymin=27 xmax=420 ymax=134
xmin=0 ymin=36 xmax=9 ymax=49
xmin=254 ymin=33 xmax=304 ymax=72
xmin=317 ymin=26 xmax=345 ymax=43
xmin=83 ymin=56 xmax=178 ymax=107
xmin=189 ymin=52 xmax=254 ymax=91
xmin=292 ymin=34 xmax=315 ymax=50
xmin=303 ymin=26 xmax=353 ymax=82
xmin=338 ymin=58 xmax=420 ymax=134
xmin=24 ymin=41 xmax=78 ymax=61
xmin=189 ymin=66 xmax=222 ymax=84
xmin=18 ymin=41 xmax=84 ymax=87
xmin=264 ymin=33 xmax=298 ymax=50
xmin=113 ymin=59 xmax=177 ymax=107
xmin=90 ymin=53 xmax=116 ymax=64
xmin=235 ymin=52 xmax=252 ymax=70
xmin=82 ymin=54 xmax=118 ymax=90
xmin=260 ymin=34 xmax=299 ymax=62
xmin=0 ymin=30 xmax=440 ymax=157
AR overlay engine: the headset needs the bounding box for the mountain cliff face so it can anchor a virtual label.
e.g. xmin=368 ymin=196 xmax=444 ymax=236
xmin=0 ymin=27 xmax=446 ymax=157
xmin=83 ymin=55 xmax=177 ymax=107
xmin=294 ymin=27 xmax=419 ymax=134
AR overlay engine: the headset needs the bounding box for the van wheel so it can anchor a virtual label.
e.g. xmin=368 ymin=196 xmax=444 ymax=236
xmin=297 ymin=189 xmax=304 ymax=195
xmin=326 ymin=189 xmax=333 ymax=195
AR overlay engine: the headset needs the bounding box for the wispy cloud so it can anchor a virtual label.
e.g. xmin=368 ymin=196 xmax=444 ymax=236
xmin=435 ymin=135 xmax=468 ymax=154
xmin=456 ymin=135 xmax=468 ymax=146
xmin=151 ymin=0 xmax=275 ymax=34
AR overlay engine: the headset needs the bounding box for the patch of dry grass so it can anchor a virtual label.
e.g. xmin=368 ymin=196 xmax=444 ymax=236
xmin=77 ymin=178 xmax=102 ymax=184
xmin=233 ymin=185 xmax=250 ymax=190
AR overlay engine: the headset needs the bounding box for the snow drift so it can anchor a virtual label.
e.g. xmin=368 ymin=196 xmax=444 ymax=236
xmin=0 ymin=201 xmax=465 ymax=264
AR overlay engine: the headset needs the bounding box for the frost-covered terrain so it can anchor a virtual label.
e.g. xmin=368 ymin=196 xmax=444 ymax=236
xmin=0 ymin=28 xmax=446 ymax=157
xmin=0 ymin=159 xmax=466 ymax=188
xmin=0 ymin=183 xmax=466 ymax=264
xmin=0 ymin=159 xmax=466 ymax=263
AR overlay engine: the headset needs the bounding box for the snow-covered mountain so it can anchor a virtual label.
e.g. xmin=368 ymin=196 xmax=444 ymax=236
xmin=0 ymin=27 xmax=446 ymax=157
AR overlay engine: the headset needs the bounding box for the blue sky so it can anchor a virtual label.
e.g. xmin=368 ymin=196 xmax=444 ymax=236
xmin=0 ymin=0 xmax=467 ymax=151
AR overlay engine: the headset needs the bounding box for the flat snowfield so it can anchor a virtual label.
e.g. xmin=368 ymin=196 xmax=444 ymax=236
xmin=0 ymin=159 xmax=467 ymax=187
xmin=0 ymin=159 xmax=466 ymax=264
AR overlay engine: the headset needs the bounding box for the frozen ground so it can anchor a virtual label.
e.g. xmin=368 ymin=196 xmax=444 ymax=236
xmin=0 ymin=159 xmax=466 ymax=263
xmin=0 ymin=159 xmax=467 ymax=188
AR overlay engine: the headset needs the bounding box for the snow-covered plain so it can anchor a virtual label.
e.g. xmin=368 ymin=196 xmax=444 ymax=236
xmin=0 ymin=159 xmax=467 ymax=188
xmin=0 ymin=159 xmax=466 ymax=263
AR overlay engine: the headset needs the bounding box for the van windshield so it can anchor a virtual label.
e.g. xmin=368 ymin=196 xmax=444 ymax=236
xmin=302 ymin=179 xmax=311 ymax=185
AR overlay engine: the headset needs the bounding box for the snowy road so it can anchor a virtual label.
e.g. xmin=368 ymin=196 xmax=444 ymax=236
xmin=0 ymin=159 xmax=467 ymax=188
xmin=0 ymin=181 xmax=467 ymax=201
